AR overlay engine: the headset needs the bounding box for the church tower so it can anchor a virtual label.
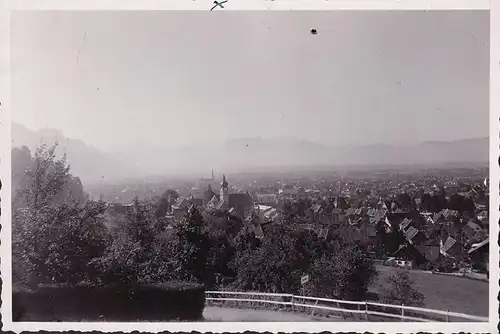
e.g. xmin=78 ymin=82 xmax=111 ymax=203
xmin=220 ymin=174 xmax=229 ymax=206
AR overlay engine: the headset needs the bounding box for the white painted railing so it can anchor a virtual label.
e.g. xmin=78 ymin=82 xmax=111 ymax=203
xmin=205 ymin=291 xmax=488 ymax=322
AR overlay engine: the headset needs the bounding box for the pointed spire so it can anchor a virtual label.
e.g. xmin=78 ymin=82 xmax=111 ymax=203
xmin=221 ymin=174 xmax=228 ymax=188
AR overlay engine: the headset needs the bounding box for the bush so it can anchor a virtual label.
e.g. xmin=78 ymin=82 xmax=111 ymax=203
xmin=95 ymin=198 xmax=169 ymax=285
xmin=306 ymin=245 xmax=378 ymax=301
xmin=13 ymin=282 xmax=205 ymax=322
xmin=379 ymin=270 xmax=424 ymax=307
xmin=170 ymin=206 xmax=210 ymax=284
xmin=12 ymin=201 xmax=111 ymax=287
xmin=229 ymin=221 xmax=309 ymax=294
xmin=12 ymin=144 xmax=110 ymax=287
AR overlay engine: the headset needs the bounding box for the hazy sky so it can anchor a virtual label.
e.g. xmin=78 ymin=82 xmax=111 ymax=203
xmin=11 ymin=10 xmax=489 ymax=152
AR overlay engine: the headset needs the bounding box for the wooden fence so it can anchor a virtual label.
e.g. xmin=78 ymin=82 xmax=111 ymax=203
xmin=205 ymin=291 xmax=488 ymax=322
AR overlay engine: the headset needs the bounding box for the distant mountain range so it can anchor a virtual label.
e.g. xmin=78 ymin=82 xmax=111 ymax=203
xmin=220 ymin=136 xmax=489 ymax=169
xmin=11 ymin=122 xmax=140 ymax=185
xmin=12 ymin=122 xmax=489 ymax=185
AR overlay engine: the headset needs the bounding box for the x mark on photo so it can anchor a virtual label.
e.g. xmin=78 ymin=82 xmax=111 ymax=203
xmin=211 ymin=0 xmax=228 ymax=11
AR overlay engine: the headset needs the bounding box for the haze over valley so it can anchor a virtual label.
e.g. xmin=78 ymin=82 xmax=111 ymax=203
xmin=12 ymin=122 xmax=488 ymax=186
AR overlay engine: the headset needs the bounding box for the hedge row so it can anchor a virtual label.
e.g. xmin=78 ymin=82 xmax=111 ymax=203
xmin=13 ymin=282 xmax=205 ymax=322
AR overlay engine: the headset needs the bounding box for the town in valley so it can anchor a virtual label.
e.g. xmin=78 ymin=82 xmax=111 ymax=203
xmin=94 ymin=166 xmax=490 ymax=278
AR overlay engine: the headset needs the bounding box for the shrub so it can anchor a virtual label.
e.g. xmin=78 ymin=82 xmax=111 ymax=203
xmin=229 ymin=221 xmax=309 ymax=294
xmin=13 ymin=282 xmax=205 ymax=322
xmin=12 ymin=144 xmax=109 ymax=287
xmin=379 ymin=270 xmax=424 ymax=307
xmin=95 ymin=198 xmax=169 ymax=285
xmin=170 ymin=206 xmax=210 ymax=284
xmin=12 ymin=201 xmax=111 ymax=287
xmin=306 ymin=245 xmax=378 ymax=301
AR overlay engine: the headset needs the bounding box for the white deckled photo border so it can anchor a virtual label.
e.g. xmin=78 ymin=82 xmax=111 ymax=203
xmin=0 ymin=0 xmax=498 ymax=333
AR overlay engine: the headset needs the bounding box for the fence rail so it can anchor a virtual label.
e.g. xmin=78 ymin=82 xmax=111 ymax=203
xmin=205 ymin=291 xmax=488 ymax=323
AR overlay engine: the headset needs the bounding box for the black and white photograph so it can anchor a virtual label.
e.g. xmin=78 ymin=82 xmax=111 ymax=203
xmin=1 ymin=4 xmax=498 ymax=333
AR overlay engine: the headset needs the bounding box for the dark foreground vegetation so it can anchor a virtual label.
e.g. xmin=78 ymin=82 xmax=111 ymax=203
xmin=13 ymin=282 xmax=205 ymax=322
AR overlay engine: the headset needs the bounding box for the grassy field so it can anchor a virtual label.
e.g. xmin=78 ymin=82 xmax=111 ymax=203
xmin=371 ymin=265 xmax=489 ymax=317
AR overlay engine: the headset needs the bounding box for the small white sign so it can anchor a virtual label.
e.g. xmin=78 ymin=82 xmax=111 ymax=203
xmin=301 ymin=275 xmax=310 ymax=285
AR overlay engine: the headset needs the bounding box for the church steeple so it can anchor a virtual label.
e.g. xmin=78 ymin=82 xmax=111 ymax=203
xmin=220 ymin=174 xmax=229 ymax=206
xmin=221 ymin=174 xmax=228 ymax=188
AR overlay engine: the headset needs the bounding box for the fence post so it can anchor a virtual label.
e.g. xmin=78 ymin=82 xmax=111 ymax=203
xmin=446 ymin=309 xmax=449 ymax=322
xmin=291 ymin=295 xmax=295 ymax=314
xmin=401 ymin=303 xmax=405 ymax=322
xmin=311 ymin=299 xmax=318 ymax=316
xmin=337 ymin=301 xmax=344 ymax=320
xmin=365 ymin=301 xmax=368 ymax=321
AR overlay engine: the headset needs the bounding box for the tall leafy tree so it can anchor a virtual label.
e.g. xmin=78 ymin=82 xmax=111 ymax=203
xmin=12 ymin=146 xmax=32 ymax=208
xmin=230 ymin=222 xmax=305 ymax=293
xmin=19 ymin=144 xmax=71 ymax=210
xmin=380 ymin=270 xmax=424 ymax=306
xmin=13 ymin=200 xmax=110 ymax=287
xmin=306 ymin=245 xmax=378 ymax=301
xmin=203 ymin=210 xmax=243 ymax=284
xmin=97 ymin=198 xmax=163 ymax=284
xmin=171 ymin=206 xmax=210 ymax=284
xmin=204 ymin=210 xmax=243 ymax=238
xmin=13 ymin=144 xmax=87 ymax=210
xmin=230 ymin=222 xmax=336 ymax=294
xmin=12 ymin=144 xmax=109 ymax=287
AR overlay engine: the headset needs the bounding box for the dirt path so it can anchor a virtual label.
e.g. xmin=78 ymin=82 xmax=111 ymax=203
xmin=203 ymin=307 xmax=342 ymax=322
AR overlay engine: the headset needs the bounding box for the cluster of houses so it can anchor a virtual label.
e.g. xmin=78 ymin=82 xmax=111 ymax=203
xmin=110 ymin=171 xmax=490 ymax=276
xmin=290 ymin=200 xmax=488 ymax=273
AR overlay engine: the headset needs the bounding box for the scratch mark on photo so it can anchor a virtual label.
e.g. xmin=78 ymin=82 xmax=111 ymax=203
xmin=77 ymin=32 xmax=87 ymax=73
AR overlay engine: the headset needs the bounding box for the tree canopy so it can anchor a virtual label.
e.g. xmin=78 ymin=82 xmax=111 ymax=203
xmin=12 ymin=144 xmax=108 ymax=287
xmin=380 ymin=270 xmax=424 ymax=306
